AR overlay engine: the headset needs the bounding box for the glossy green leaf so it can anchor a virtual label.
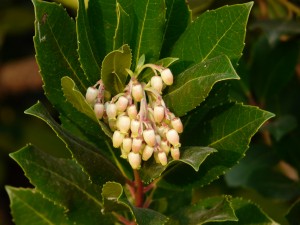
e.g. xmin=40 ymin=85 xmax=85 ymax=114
xmin=211 ymin=198 xmax=279 ymax=225
xmin=102 ymin=182 xmax=169 ymax=225
xmin=77 ymin=0 xmax=102 ymax=83
xmin=164 ymin=55 xmax=239 ymax=117
xmin=101 ymin=44 xmax=132 ymax=95
xmin=132 ymin=0 xmax=166 ymax=67
xmin=10 ymin=145 xmax=113 ymax=224
xmin=61 ymin=76 xmax=112 ymax=138
xmin=161 ymin=104 xmax=274 ymax=188
xmin=140 ymin=57 xmax=179 ymax=82
xmin=87 ymin=0 xmax=117 ymax=56
xmin=32 ymin=0 xmax=89 ymax=102
xmin=168 ymin=196 xmax=237 ymax=225
xmin=286 ymin=199 xmax=300 ymax=225
xmin=25 ymin=102 xmax=125 ymax=186
xmin=140 ymin=146 xmax=217 ymax=184
xmin=171 ymin=2 xmax=253 ymax=72
xmin=160 ymin=0 xmax=191 ymax=58
xmin=6 ymin=187 xmax=70 ymax=225
xmin=114 ymin=3 xmax=132 ymax=50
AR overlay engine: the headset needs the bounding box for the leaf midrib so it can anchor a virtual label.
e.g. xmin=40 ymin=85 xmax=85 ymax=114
xmin=13 ymin=191 xmax=56 ymax=225
xmin=45 ymin=17 xmax=87 ymax=90
xmin=209 ymin=113 xmax=269 ymax=147
xmin=201 ymin=7 xmax=246 ymax=62
xmin=27 ymin=160 xmax=103 ymax=207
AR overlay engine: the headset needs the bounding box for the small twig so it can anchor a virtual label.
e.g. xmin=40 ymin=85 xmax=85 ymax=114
xmin=134 ymin=170 xmax=144 ymax=207
xmin=113 ymin=212 xmax=136 ymax=225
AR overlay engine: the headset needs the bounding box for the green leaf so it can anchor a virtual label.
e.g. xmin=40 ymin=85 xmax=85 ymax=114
xmin=10 ymin=145 xmax=113 ymax=224
xmin=160 ymin=0 xmax=191 ymax=58
xmin=102 ymin=182 xmax=169 ymax=225
xmin=168 ymin=196 xmax=237 ymax=225
xmin=61 ymin=76 xmax=112 ymax=138
xmin=77 ymin=0 xmax=102 ymax=83
xmin=225 ymin=145 xmax=300 ymax=201
xmin=171 ymin=2 xmax=253 ymax=72
xmin=114 ymin=2 xmax=132 ymax=50
xmin=286 ymin=199 xmax=300 ymax=225
xmin=249 ymin=36 xmax=299 ymax=105
xmin=164 ymin=55 xmax=239 ymax=117
xmin=140 ymin=146 xmax=217 ymax=184
xmin=6 ymin=187 xmax=70 ymax=225
xmin=101 ymin=44 xmax=132 ymax=96
xmin=161 ymin=104 xmax=274 ymax=188
xmin=212 ymin=198 xmax=279 ymax=225
xmin=87 ymin=0 xmax=117 ymax=56
xmin=140 ymin=57 xmax=179 ymax=82
xmin=25 ymin=102 xmax=125 ymax=186
xmin=32 ymin=0 xmax=89 ymax=102
xmin=132 ymin=0 xmax=166 ymax=67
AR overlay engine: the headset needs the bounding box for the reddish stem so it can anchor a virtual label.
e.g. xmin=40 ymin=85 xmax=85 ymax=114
xmin=113 ymin=213 xmax=136 ymax=225
xmin=134 ymin=170 xmax=144 ymax=207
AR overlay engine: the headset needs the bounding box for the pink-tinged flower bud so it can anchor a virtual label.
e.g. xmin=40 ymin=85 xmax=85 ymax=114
xmin=106 ymin=103 xmax=117 ymax=119
xmin=113 ymin=130 xmax=124 ymax=148
xmin=122 ymin=137 xmax=132 ymax=153
xmin=86 ymin=87 xmax=99 ymax=104
xmin=116 ymin=96 xmax=129 ymax=112
xmin=117 ymin=115 xmax=131 ymax=133
xmin=171 ymin=147 xmax=180 ymax=160
xmin=128 ymin=152 xmax=141 ymax=169
xmin=151 ymin=75 xmax=163 ymax=93
xmin=132 ymin=83 xmax=143 ymax=102
xmin=132 ymin=138 xmax=143 ymax=153
xmin=161 ymin=68 xmax=173 ymax=85
xmin=158 ymin=151 xmax=168 ymax=166
xmin=130 ymin=119 xmax=140 ymax=137
xmin=155 ymin=134 xmax=161 ymax=146
xmin=157 ymin=126 xmax=168 ymax=139
xmin=94 ymin=103 xmax=104 ymax=119
xmin=142 ymin=145 xmax=154 ymax=161
xmin=154 ymin=105 xmax=165 ymax=123
xmin=166 ymin=129 xmax=180 ymax=147
xmin=143 ymin=129 xmax=156 ymax=147
xmin=160 ymin=140 xmax=170 ymax=155
xmin=171 ymin=117 xmax=183 ymax=133
xmin=127 ymin=104 xmax=138 ymax=119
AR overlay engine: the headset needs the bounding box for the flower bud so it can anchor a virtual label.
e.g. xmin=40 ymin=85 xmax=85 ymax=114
xmin=117 ymin=115 xmax=131 ymax=133
xmin=155 ymin=134 xmax=161 ymax=146
xmin=171 ymin=117 xmax=183 ymax=133
xmin=171 ymin=147 xmax=180 ymax=160
xmin=143 ymin=129 xmax=156 ymax=147
xmin=160 ymin=140 xmax=170 ymax=155
xmin=132 ymin=138 xmax=143 ymax=153
xmin=86 ymin=87 xmax=99 ymax=104
xmin=130 ymin=119 xmax=140 ymax=137
xmin=158 ymin=151 xmax=168 ymax=166
xmin=154 ymin=105 xmax=165 ymax=123
xmin=150 ymin=75 xmax=163 ymax=93
xmin=113 ymin=130 xmax=124 ymax=148
xmin=122 ymin=137 xmax=132 ymax=153
xmin=166 ymin=129 xmax=180 ymax=147
xmin=116 ymin=96 xmax=129 ymax=112
xmin=106 ymin=103 xmax=117 ymax=119
xmin=161 ymin=68 xmax=173 ymax=85
xmin=94 ymin=103 xmax=104 ymax=119
xmin=128 ymin=152 xmax=141 ymax=169
xmin=157 ymin=125 xmax=168 ymax=139
xmin=127 ymin=104 xmax=138 ymax=119
xmin=142 ymin=145 xmax=154 ymax=161
xmin=132 ymin=83 xmax=143 ymax=102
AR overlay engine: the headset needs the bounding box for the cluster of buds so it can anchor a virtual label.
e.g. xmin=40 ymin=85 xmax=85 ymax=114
xmin=85 ymin=65 xmax=183 ymax=169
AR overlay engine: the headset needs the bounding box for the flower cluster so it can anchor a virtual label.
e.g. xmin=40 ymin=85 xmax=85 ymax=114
xmin=85 ymin=65 xmax=183 ymax=169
